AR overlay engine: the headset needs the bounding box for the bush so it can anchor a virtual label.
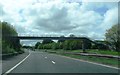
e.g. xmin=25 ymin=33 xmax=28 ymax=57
xmin=1 ymin=21 xmax=21 ymax=54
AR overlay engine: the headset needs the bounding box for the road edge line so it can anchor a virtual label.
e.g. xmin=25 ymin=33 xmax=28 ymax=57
xmin=49 ymin=53 xmax=119 ymax=70
xmin=4 ymin=53 xmax=31 ymax=74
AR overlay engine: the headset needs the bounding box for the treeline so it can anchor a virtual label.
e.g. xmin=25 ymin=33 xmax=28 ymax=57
xmin=35 ymin=37 xmax=109 ymax=52
xmin=35 ymin=39 xmax=85 ymax=50
xmin=35 ymin=24 xmax=119 ymax=52
xmin=0 ymin=21 xmax=22 ymax=54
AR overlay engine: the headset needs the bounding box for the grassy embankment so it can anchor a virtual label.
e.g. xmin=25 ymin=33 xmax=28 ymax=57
xmin=41 ymin=49 xmax=119 ymax=67
xmin=69 ymin=49 xmax=119 ymax=56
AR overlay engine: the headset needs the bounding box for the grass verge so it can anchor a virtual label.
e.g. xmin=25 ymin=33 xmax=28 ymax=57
xmin=67 ymin=49 xmax=119 ymax=56
xmin=46 ymin=50 xmax=119 ymax=68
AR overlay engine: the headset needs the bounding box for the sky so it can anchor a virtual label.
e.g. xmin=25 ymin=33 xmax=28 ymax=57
xmin=0 ymin=0 xmax=119 ymax=46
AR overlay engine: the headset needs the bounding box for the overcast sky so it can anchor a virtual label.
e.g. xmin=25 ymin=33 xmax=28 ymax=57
xmin=0 ymin=0 xmax=119 ymax=46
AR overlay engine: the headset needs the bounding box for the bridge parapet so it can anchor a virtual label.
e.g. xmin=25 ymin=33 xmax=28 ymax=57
xmin=18 ymin=34 xmax=88 ymax=38
xmin=14 ymin=36 xmax=88 ymax=40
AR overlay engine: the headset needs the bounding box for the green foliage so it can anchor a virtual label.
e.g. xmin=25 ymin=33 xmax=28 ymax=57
xmin=91 ymin=40 xmax=109 ymax=50
xmin=2 ymin=22 xmax=17 ymax=37
xmin=91 ymin=44 xmax=98 ymax=49
xmin=2 ymin=40 xmax=15 ymax=53
xmin=51 ymin=42 xmax=64 ymax=50
xmin=1 ymin=21 xmax=21 ymax=54
xmin=0 ymin=21 xmax=2 ymax=29
xmin=63 ymin=40 xmax=70 ymax=50
xmin=38 ymin=44 xmax=44 ymax=49
xmin=87 ymin=49 xmax=118 ymax=56
xmin=63 ymin=40 xmax=82 ymax=50
xmin=84 ymin=40 xmax=92 ymax=49
xmin=52 ymin=42 xmax=58 ymax=50
xmin=42 ymin=39 xmax=53 ymax=44
xmin=58 ymin=42 xmax=64 ymax=49
xmin=105 ymin=24 xmax=119 ymax=51
xmin=35 ymin=42 xmax=41 ymax=49
xmin=43 ymin=43 xmax=52 ymax=49
xmin=36 ymin=39 xmax=83 ymax=50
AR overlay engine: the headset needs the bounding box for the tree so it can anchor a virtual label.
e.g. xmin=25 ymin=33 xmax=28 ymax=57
xmin=92 ymin=40 xmax=109 ymax=50
xmin=42 ymin=39 xmax=53 ymax=44
xmin=63 ymin=40 xmax=82 ymax=50
xmin=35 ymin=42 xmax=41 ymax=49
xmin=58 ymin=35 xmax=65 ymax=42
xmin=38 ymin=44 xmax=44 ymax=49
xmin=69 ymin=34 xmax=75 ymax=37
xmin=52 ymin=42 xmax=59 ymax=50
xmin=105 ymin=24 xmax=119 ymax=51
xmin=1 ymin=21 xmax=21 ymax=53
xmin=63 ymin=40 xmax=70 ymax=50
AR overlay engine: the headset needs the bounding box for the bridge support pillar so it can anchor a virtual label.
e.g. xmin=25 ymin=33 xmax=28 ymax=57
xmin=82 ymin=39 xmax=86 ymax=53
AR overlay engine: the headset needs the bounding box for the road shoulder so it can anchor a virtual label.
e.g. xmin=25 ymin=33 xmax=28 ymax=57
xmin=2 ymin=50 xmax=29 ymax=74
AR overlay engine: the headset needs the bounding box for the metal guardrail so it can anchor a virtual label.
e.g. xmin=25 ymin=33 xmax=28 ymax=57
xmin=1 ymin=51 xmax=24 ymax=60
xmin=1 ymin=53 xmax=18 ymax=59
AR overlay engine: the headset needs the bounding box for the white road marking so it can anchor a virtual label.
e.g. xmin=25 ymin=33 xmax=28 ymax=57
xmin=5 ymin=53 xmax=31 ymax=73
xmin=45 ymin=57 xmax=47 ymax=59
xmin=50 ymin=53 xmax=119 ymax=69
xmin=52 ymin=61 xmax=56 ymax=64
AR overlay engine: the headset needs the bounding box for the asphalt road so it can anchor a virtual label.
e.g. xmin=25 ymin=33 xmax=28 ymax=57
xmin=2 ymin=49 xmax=29 ymax=73
xmin=3 ymin=50 xmax=118 ymax=74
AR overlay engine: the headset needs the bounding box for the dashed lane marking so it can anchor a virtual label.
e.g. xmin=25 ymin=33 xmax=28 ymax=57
xmin=52 ymin=61 xmax=56 ymax=64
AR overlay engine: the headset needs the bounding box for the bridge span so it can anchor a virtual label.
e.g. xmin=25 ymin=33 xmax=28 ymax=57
xmin=14 ymin=36 xmax=89 ymax=40
xmin=12 ymin=36 xmax=98 ymax=51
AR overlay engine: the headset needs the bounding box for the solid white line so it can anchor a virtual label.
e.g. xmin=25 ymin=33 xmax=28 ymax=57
xmin=49 ymin=53 xmax=119 ymax=69
xmin=5 ymin=53 xmax=31 ymax=73
xmin=52 ymin=61 xmax=56 ymax=64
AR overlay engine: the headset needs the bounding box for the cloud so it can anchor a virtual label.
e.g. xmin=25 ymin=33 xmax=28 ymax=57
xmin=0 ymin=0 xmax=118 ymax=43
xmin=82 ymin=0 xmax=119 ymax=2
xmin=100 ymin=7 xmax=118 ymax=32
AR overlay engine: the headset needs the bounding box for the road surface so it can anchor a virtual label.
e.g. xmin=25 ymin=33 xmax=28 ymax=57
xmin=2 ymin=50 xmax=119 ymax=74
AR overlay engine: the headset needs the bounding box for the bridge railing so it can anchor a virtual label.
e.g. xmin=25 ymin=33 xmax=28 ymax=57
xmin=18 ymin=34 xmax=88 ymax=38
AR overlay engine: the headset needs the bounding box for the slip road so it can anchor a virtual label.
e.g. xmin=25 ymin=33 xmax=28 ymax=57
xmin=3 ymin=50 xmax=119 ymax=73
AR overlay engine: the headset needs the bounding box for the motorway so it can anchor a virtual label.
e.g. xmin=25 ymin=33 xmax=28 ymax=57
xmin=2 ymin=50 xmax=119 ymax=74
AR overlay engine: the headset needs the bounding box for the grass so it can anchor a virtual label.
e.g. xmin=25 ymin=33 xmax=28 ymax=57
xmin=57 ymin=49 xmax=119 ymax=56
xmin=87 ymin=50 xmax=119 ymax=56
xmin=42 ymin=49 xmax=120 ymax=68
xmin=51 ymin=52 xmax=120 ymax=68
xmin=44 ymin=49 xmax=119 ymax=56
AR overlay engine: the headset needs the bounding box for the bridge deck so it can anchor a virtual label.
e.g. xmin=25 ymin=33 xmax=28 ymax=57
xmin=14 ymin=36 xmax=89 ymax=40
